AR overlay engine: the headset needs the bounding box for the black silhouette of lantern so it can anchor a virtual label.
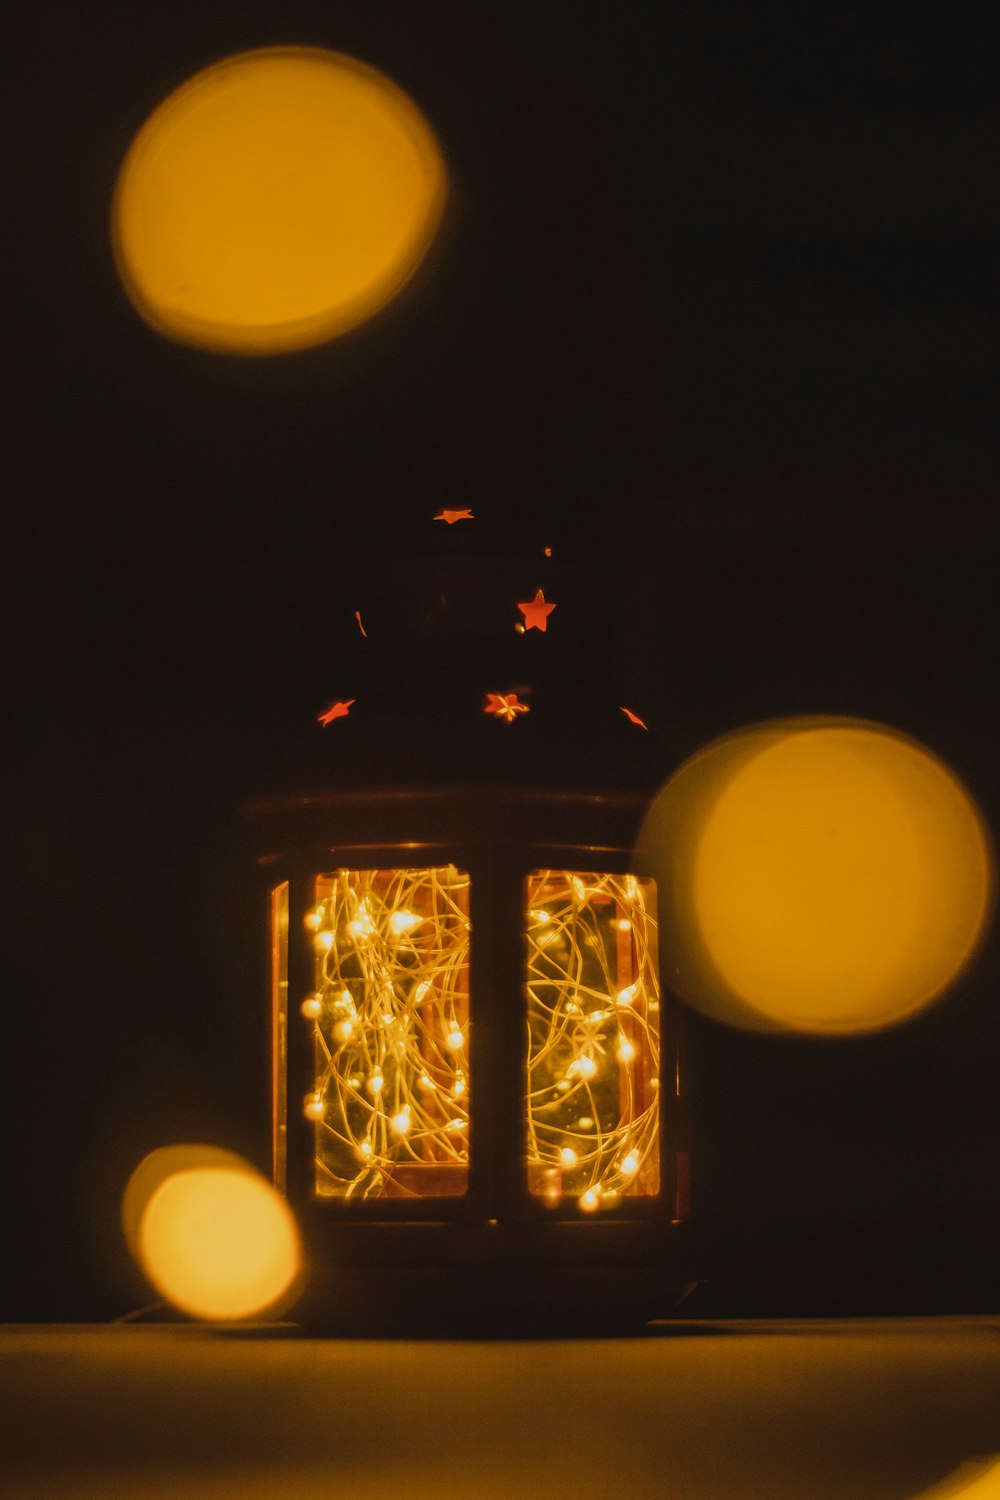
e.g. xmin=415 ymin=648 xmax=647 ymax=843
xmin=243 ymin=518 xmax=691 ymax=1332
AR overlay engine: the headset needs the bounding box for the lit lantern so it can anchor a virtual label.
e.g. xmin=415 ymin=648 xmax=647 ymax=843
xmin=242 ymin=520 xmax=692 ymax=1332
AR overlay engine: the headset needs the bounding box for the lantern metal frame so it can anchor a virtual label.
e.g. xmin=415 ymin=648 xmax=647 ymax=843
xmin=247 ymin=780 xmax=693 ymax=1333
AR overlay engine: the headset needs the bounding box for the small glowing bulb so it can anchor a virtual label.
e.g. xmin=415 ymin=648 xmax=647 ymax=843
xmin=613 ymin=918 xmax=632 ymax=932
xmin=616 ymin=1036 xmax=636 ymax=1063
xmin=332 ymin=1019 xmax=354 ymax=1044
xmin=315 ymin=930 xmax=335 ymax=952
xmin=445 ymin=1117 xmax=466 ymax=1134
xmin=304 ymin=1092 xmax=324 ymax=1121
xmin=571 ymin=1056 xmax=598 ymax=1080
xmin=413 ymin=981 xmax=431 ymax=1003
xmin=335 ymin=990 xmax=356 ymax=1015
xmin=300 ymin=994 xmax=322 ymax=1019
xmin=616 ymin=983 xmax=638 ymax=1007
xmin=447 ymin=1027 xmax=465 ymax=1050
xmin=366 ymin=1071 xmax=384 ymax=1096
xmin=649 ymin=1076 xmax=659 ymax=1090
xmin=305 ymin=907 xmax=324 ymax=930
xmin=389 ymin=909 xmax=421 ymax=936
xmin=556 ymin=1080 xmax=571 ymax=1094
xmin=559 ymin=1147 xmax=578 ymax=1168
xmin=621 ymin=1151 xmax=639 ymax=1177
xmin=624 ymin=877 xmax=640 ymax=900
xmin=453 ymin=1077 xmax=466 ymax=1097
xmin=577 ymin=1115 xmax=595 ymax=1131
xmin=587 ymin=1008 xmax=611 ymax=1023
xmin=418 ymin=1073 xmax=436 ymax=1091
xmin=357 ymin=1140 xmax=372 ymax=1160
xmin=579 ymin=1189 xmax=600 ymax=1213
xmin=389 ymin=1108 xmax=411 ymax=1136
xmin=571 ymin=877 xmax=587 ymax=903
xmin=564 ymin=1001 xmax=581 ymax=1015
xmin=530 ymin=908 xmax=551 ymax=925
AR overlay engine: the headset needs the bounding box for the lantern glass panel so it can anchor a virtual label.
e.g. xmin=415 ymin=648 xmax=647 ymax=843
xmin=525 ymin=870 xmax=660 ymax=1208
xmin=271 ymin=881 xmax=289 ymax=1194
xmin=307 ymin=866 xmax=471 ymax=1198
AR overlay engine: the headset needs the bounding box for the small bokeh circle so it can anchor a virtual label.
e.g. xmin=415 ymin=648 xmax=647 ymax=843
xmin=123 ymin=1145 xmax=303 ymax=1321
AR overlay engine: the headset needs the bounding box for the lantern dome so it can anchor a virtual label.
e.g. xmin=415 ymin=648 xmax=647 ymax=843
xmin=253 ymin=515 xmax=675 ymax=804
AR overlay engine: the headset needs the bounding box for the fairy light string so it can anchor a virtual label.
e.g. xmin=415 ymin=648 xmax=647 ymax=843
xmin=525 ymin=871 xmax=660 ymax=1209
xmin=306 ymin=866 xmax=472 ymax=1199
xmin=302 ymin=866 xmax=660 ymax=1210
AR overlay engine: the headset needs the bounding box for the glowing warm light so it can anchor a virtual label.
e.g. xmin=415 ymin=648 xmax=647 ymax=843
xmin=300 ymin=994 xmax=322 ymax=1019
xmin=306 ymin=866 xmax=471 ymax=1198
xmin=517 ymin=589 xmax=557 ymax=633
xmin=635 ymin=717 xmax=994 ymax=1035
xmin=484 ymin=691 xmax=530 ymax=722
xmin=304 ymin=1092 xmax=325 ymax=1121
xmin=525 ymin=870 xmax=660 ymax=1205
xmin=112 ymin=47 xmax=446 ymax=354
xmin=620 ymin=707 xmax=649 ymax=729
xmin=131 ymin=1153 xmax=301 ymax=1321
xmin=434 ymin=508 xmax=474 ymax=524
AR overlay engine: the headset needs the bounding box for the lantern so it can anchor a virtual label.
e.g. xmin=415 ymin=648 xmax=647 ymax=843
xmin=242 ymin=520 xmax=692 ymax=1332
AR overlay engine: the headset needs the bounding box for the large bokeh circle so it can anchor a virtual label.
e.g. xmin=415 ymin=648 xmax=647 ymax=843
xmin=112 ymin=47 xmax=447 ymax=354
xmin=634 ymin=717 xmax=993 ymax=1035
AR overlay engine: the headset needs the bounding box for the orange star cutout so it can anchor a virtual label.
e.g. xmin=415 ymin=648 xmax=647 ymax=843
xmin=484 ymin=692 xmax=530 ymax=723
xmin=317 ymin=699 xmax=356 ymax=726
xmin=620 ymin=706 xmax=649 ymax=730
xmin=517 ymin=588 xmax=556 ymax=632
xmin=434 ymin=508 xmax=474 ymax=524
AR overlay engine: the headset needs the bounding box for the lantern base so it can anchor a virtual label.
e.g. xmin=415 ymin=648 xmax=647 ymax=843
xmin=291 ymin=1259 xmax=697 ymax=1338
xmin=284 ymin=1198 xmax=696 ymax=1335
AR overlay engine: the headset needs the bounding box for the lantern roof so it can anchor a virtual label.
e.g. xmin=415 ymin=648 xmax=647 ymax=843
xmin=245 ymin=510 xmax=675 ymax=824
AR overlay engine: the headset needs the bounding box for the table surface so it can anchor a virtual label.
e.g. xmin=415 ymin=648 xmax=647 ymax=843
xmin=3 ymin=1318 xmax=1000 ymax=1499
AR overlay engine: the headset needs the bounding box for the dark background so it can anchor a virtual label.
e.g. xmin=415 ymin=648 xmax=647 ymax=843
xmin=2 ymin=0 xmax=997 ymax=1323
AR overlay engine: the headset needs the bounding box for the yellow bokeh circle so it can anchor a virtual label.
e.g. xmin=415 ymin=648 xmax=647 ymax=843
xmin=635 ymin=717 xmax=993 ymax=1035
xmin=123 ymin=1145 xmax=302 ymax=1320
xmin=111 ymin=47 xmax=447 ymax=353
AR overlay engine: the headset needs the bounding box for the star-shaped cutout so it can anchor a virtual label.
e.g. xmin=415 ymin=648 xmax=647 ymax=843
xmin=434 ymin=508 xmax=474 ymax=524
xmin=484 ymin=692 xmax=530 ymax=723
xmin=317 ymin=699 xmax=356 ymax=726
xmin=620 ymin=706 xmax=648 ymax=730
xmin=517 ymin=588 xmax=556 ymax=632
